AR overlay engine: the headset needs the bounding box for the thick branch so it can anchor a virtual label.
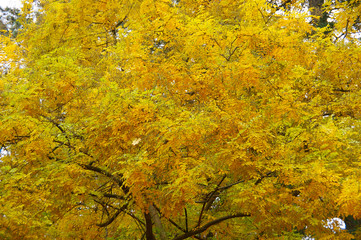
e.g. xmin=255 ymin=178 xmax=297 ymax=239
xmin=197 ymin=175 xmax=226 ymax=226
xmin=103 ymin=193 xmax=125 ymax=200
xmin=172 ymin=213 xmax=251 ymax=240
xmin=219 ymin=179 xmax=245 ymax=191
xmin=144 ymin=212 xmax=156 ymax=240
xmin=152 ymin=205 xmax=202 ymax=240
xmin=333 ymin=88 xmax=351 ymax=93
xmin=80 ymin=164 xmax=129 ymax=194
xmin=41 ymin=115 xmax=66 ymax=133
xmin=185 ymin=208 xmax=188 ymax=232
xmin=149 ymin=205 xmax=167 ymax=240
xmin=2 ymin=135 xmax=30 ymax=145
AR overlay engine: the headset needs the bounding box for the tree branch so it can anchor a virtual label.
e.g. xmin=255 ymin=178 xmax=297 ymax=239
xmin=127 ymin=211 xmax=145 ymax=227
xmin=103 ymin=193 xmax=125 ymax=200
xmin=172 ymin=213 xmax=251 ymax=240
xmin=149 ymin=205 xmax=167 ymax=240
xmin=80 ymin=164 xmax=129 ymax=194
xmin=184 ymin=208 xmax=188 ymax=232
xmin=96 ymin=204 xmax=128 ymax=227
xmin=218 ymin=179 xmax=245 ymax=191
xmin=197 ymin=175 xmax=226 ymax=227
xmin=152 ymin=205 xmax=202 ymax=240
xmin=144 ymin=212 xmax=156 ymax=240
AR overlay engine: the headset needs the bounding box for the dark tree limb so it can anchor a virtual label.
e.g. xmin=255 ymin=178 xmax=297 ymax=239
xmin=172 ymin=213 xmax=251 ymax=240
xmin=80 ymin=163 xmax=129 ymax=194
xmin=197 ymin=175 xmax=226 ymax=227
xmin=144 ymin=212 xmax=156 ymax=240
xmin=153 ymin=205 xmax=202 ymax=240
xmin=127 ymin=211 xmax=145 ymax=227
xmin=149 ymin=205 xmax=167 ymax=240
xmin=103 ymin=193 xmax=125 ymax=200
xmin=218 ymin=179 xmax=245 ymax=191
xmin=333 ymin=88 xmax=351 ymax=93
xmin=96 ymin=204 xmax=128 ymax=227
xmin=184 ymin=208 xmax=188 ymax=232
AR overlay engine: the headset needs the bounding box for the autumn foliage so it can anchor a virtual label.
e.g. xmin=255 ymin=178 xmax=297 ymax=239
xmin=1 ymin=0 xmax=361 ymax=239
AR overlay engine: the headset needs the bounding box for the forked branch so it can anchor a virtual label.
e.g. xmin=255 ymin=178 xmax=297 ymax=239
xmin=172 ymin=213 xmax=251 ymax=240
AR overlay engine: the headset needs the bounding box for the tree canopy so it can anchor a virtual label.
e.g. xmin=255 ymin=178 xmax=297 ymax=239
xmin=1 ymin=0 xmax=361 ymax=239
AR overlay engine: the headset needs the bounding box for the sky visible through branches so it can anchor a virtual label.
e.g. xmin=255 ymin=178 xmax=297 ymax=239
xmin=0 ymin=0 xmax=22 ymax=9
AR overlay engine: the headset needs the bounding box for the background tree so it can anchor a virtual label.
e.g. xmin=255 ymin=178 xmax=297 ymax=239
xmin=0 ymin=7 xmax=21 ymax=37
xmin=1 ymin=0 xmax=361 ymax=239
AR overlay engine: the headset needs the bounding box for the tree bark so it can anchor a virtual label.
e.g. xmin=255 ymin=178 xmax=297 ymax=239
xmin=144 ymin=212 xmax=156 ymax=240
xmin=309 ymin=0 xmax=325 ymax=25
xmin=149 ymin=205 xmax=168 ymax=240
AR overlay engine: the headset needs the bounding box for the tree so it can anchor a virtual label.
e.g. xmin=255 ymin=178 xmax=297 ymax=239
xmin=0 ymin=7 xmax=22 ymax=37
xmin=1 ymin=0 xmax=361 ymax=239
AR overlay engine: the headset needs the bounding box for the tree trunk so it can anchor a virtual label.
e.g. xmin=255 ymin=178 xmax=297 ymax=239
xmin=308 ymin=0 xmax=325 ymax=26
xmin=144 ymin=212 xmax=156 ymax=240
xmin=149 ymin=205 xmax=168 ymax=240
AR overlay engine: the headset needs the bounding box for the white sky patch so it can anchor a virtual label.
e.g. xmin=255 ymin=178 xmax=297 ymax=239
xmin=325 ymin=217 xmax=346 ymax=231
xmin=0 ymin=0 xmax=22 ymax=9
xmin=302 ymin=237 xmax=314 ymax=240
xmin=0 ymin=147 xmax=10 ymax=158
